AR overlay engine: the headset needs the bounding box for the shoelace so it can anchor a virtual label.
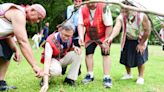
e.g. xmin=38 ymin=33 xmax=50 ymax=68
xmin=104 ymin=78 xmax=111 ymax=83
xmin=86 ymin=75 xmax=91 ymax=79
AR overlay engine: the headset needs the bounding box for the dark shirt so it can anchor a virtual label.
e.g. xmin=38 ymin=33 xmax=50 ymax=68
xmin=43 ymin=26 xmax=49 ymax=39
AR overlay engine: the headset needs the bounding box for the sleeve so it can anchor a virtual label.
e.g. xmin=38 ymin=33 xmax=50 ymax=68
xmin=78 ymin=7 xmax=84 ymax=25
xmin=45 ymin=42 xmax=53 ymax=57
xmin=102 ymin=5 xmax=113 ymax=26
xmin=103 ymin=5 xmax=113 ymax=26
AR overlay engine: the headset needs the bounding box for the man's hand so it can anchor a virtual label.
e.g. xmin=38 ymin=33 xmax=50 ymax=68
xmin=136 ymin=44 xmax=146 ymax=55
xmin=101 ymin=43 xmax=110 ymax=55
xmin=32 ymin=65 xmax=44 ymax=78
xmin=39 ymin=83 xmax=49 ymax=92
xmin=74 ymin=46 xmax=82 ymax=55
xmin=13 ymin=50 xmax=22 ymax=64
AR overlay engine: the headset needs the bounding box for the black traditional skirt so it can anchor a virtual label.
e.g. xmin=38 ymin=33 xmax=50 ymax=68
xmin=120 ymin=39 xmax=148 ymax=68
xmin=0 ymin=39 xmax=14 ymax=61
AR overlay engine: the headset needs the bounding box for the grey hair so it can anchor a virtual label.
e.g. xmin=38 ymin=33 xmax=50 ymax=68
xmin=61 ymin=21 xmax=75 ymax=32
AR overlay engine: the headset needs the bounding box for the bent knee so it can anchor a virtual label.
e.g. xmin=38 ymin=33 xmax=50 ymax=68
xmin=49 ymin=60 xmax=62 ymax=76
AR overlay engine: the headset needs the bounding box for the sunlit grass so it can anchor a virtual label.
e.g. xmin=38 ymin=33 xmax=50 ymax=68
xmin=6 ymin=43 xmax=164 ymax=92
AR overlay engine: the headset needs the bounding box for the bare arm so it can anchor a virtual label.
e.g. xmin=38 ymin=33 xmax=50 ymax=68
xmin=140 ymin=14 xmax=151 ymax=45
xmin=10 ymin=10 xmax=37 ymax=67
xmin=105 ymin=16 xmax=122 ymax=44
xmin=40 ymin=43 xmax=52 ymax=92
xmin=78 ymin=24 xmax=85 ymax=46
xmin=6 ymin=8 xmax=43 ymax=77
xmin=110 ymin=17 xmax=122 ymax=40
xmin=43 ymin=43 xmax=52 ymax=85
xmin=136 ymin=14 xmax=151 ymax=55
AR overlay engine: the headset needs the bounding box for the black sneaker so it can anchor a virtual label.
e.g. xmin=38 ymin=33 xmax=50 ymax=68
xmin=0 ymin=80 xmax=17 ymax=91
xmin=62 ymin=67 xmax=67 ymax=75
xmin=40 ymin=78 xmax=50 ymax=87
xmin=78 ymin=65 xmax=81 ymax=76
xmin=40 ymin=78 xmax=44 ymax=87
xmin=63 ymin=77 xmax=75 ymax=86
xmin=103 ymin=77 xmax=112 ymax=88
xmin=62 ymin=66 xmax=81 ymax=76
xmin=82 ymin=74 xmax=94 ymax=84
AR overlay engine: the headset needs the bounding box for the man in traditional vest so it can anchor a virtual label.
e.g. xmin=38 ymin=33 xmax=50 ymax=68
xmin=78 ymin=0 xmax=113 ymax=88
xmin=0 ymin=3 xmax=46 ymax=91
xmin=62 ymin=0 xmax=83 ymax=75
xmin=40 ymin=22 xmax=82 ymax=92
xmin=160 ymin=22 xmax=164 ymax=50
xmin=106 ymin=1 xmax=151 ymax=85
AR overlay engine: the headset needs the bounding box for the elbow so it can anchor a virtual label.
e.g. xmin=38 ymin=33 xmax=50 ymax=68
xmin=17 ymin=38 xmax=29 ymax=46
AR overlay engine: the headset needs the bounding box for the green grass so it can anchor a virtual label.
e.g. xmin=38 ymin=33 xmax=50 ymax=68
xmin=6 ymin=43 xmax=164 ymax=92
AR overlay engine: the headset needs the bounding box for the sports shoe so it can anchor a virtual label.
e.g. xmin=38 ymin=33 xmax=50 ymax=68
xmin=64 ymin=77 xmax=76 ymax=86
xmin=0 ymin=80 xmax=17 ymax=91
xmin=82 ymin=74 xmax=94 ymax=84
xmin=62 ymin=67 xmax=67 ymax=75
xmin=40 ymin=78 xmax=50 ymax=87
xmin=103 ymin=77 xmax=112 ymax=88
xmin=136 ymin=77 xmax=144 ymax=85
xmin=40 ymin=78 xmax=44 ymax=87
xmin=121 ymin=73 xmax=133 ymax=80
xmin=62 ymin=66 xmax=81 ymax=76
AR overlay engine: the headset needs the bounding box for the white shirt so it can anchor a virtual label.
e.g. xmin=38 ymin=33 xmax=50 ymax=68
xmin=0 ymin=3 xmax=25 ymax=38
xmin=32 ymin=34 xmax=41 ymax=42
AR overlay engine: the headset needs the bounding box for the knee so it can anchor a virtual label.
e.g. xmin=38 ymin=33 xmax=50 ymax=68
xmin=49 ymin=61 xmax=62 ymax=76
xmin=86 ymin=54 xmax=93 ymax=59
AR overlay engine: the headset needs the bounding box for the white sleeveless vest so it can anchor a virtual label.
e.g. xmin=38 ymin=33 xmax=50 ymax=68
xmin=0 ymin=3 xmax=25 ymax=39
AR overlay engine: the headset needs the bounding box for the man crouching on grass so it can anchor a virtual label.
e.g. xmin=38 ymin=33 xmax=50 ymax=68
xmin=39 ymin=22 xmax=82 ymax=92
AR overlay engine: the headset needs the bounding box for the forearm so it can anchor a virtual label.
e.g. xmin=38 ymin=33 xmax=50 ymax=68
xmin=43 ymin=57 xmax=51 ymax=84
xmin=139 ymin=31 xmax=150 ymax=45
xmin=109 ymin=18 xmax=122 ymax=40
xmin=110 ymin=28 xmax=121 ymax=40
xmin=105 ymin=26 xmax=113 ymax=39
xmin=18 ymin=39 xmax=37 ymax=67
xmin=140 ymin=14 xmax=151 ymax=45
xmin=78 ymin=25 xmax=85 ymax=40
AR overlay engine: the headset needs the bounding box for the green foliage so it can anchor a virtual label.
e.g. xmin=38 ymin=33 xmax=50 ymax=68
xmin=148 ymin=15 xmax=162 ymax=45
xmin=1 ymin=1 xmax=163 ymax=44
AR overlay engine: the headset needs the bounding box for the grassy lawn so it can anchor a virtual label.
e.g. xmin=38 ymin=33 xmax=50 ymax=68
xmin=6 ymin=43 xmax=164 ymax=92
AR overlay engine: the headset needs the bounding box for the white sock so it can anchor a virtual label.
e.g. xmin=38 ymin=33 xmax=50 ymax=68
xmin=104 ymin=75 xmax=110 ymax=79
xmin=88 ymin=71 xmax=93 ymax=78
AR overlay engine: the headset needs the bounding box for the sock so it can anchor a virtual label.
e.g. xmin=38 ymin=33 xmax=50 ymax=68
xmin=88 ymin=71 xmax=93 ymax=78
xmin=104 ymin=75 xmax=110 ymax=79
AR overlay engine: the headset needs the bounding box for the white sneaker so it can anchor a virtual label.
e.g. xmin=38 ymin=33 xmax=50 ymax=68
xmin=136 ymin=77 xmax=144 ymax=85
xmin=121 ymin=74 xmax=133 ymax=80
